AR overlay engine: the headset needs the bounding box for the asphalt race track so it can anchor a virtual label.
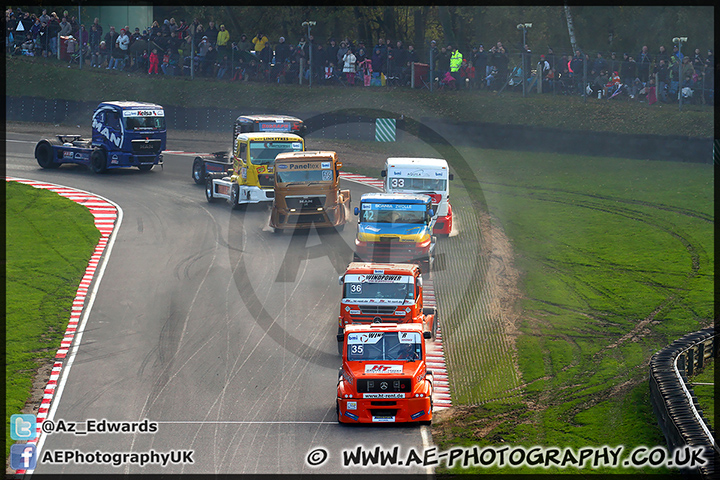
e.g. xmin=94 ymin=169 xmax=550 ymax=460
xmin=5 ymin=129 xmax=434 ymax=474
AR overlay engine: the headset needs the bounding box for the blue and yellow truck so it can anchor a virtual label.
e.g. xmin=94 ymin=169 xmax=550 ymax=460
xmin=353 ymin=192 xmax=436 ymax=275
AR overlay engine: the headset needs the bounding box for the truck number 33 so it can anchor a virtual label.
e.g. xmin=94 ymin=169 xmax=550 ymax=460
xmin=390 ymin=178 xmax=405 ymax=188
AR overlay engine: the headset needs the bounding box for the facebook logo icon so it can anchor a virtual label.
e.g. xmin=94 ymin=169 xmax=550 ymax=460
xmin=10 ymin=443 xmax=37 ymax=470
xmin=10 ymin=414 xmax=37 ymax=440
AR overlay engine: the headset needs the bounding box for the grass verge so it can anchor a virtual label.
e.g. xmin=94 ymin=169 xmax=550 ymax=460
xmin=5 ymin=182 xmax=100 ymax=459
xmin=690 ymin=361 xmax=714 ymax=431
xmin=5 ymin=55 xmax=713 ymax=139
xmin=431 ymin=147 xmax=713 ymax=474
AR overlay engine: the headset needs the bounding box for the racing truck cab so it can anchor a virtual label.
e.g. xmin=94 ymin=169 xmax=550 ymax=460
xmin=270 ymin=150 xmax=351 ymax=232
xmin=205 ymin=132 xmax=304 ymax=207
xmin=35 ymin=101 xmax=166 ymax=173
xmin=192 ymin=114 xmax=305 ymax=184
xmin=353 ymin=192 xmax=436 ymax=275
xmin=381 ymin=157 xmax=454 ymax=236
xmin=337 ymin=262 xmax=436 ymax=351
xmin=336 ymin=323 xmax=433 ymax=425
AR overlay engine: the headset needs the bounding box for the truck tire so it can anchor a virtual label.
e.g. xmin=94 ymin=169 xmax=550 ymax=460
xmin=230 ymin=184 xmax=240 ymax=209
xmin=35 ymin=141 xmax=59 ymax=169
xmin=205 ymin=176 xmax=218 ymax=203
xmin=337 ymin=327 xmax=344 ymax=355
xmin=90 ymin=148 xmax=107 ymax=174
xmin=192 ymin=158 xmax=206 ymax=184
xmin=420 ymin=257 xmax=431 ymax=276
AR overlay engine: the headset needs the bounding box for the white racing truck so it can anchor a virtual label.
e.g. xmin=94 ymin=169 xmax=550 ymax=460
xmin=381 ymin=157 xmax=454 ymax=236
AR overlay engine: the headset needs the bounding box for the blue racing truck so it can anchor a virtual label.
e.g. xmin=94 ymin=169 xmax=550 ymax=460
xmin=34 ymin=101 xmax=166 ymax=173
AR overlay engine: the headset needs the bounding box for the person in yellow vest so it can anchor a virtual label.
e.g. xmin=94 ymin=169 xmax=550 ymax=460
xmin=449 ymin=45 xmax=463 ymax=84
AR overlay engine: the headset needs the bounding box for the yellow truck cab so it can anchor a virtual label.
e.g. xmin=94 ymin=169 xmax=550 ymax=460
xmin=205 ymin=132 xmax=304 ymax=207
xmin=269 ymin=150 xmax=351 ymax=232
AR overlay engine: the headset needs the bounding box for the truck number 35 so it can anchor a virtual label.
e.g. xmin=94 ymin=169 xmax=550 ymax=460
xmin=350 ymin=345 xmax=364 ymax=354
xmin=390 ymin=178 xmax=405 ymax=188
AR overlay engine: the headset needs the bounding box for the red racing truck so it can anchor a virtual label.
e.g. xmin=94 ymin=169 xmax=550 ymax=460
xmin=337 ymin=262 xmax=436 ymax=354
xmin=336 ymin=323 xmax=434 ymax=425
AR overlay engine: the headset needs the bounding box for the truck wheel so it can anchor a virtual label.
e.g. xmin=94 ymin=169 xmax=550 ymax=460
xmin=205 ymin=177 xmax=218 ymax=203
xmin=337 ymin=400 xmax=349 ymax=425
xmin=337 ymin=327 xmax=344 ymax=355
xmin=35 ymin=141 xmax=59 ymax=169
xmin=420 ymin=257 xmax=431 ymax=276
xmin=230 ymin=184 xmax=240 ymax=209
xmin=192 ymin=158 xmax=205 ymax=184
xmin=138 ymin=165 xmax=153 ymax=172
xmin=90 ymin=148 xmax=107 ymax=174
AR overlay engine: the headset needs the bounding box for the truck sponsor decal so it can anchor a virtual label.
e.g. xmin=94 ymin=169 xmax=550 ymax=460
xmin=63 ymin=151 xmax=74 ymax=158
xmin=344 ymin=274 xmax=411 ymax=284
xmin=277 ymin=164 xmax=288 ymax=169
xmin=123 ymin=109 xmax=164 ymax=117
xmin=92 ymin=107 xmax=123 ymax=148
xmin=259 ymin=122 xmax=290 ymax=132
xmin=363 ymin=203 xmax=427 ymax=211
xmin=390 ymin=168 xmax=447 ymax=179
xmin=347 ymin=401 xmax=357 ymax=410
xmin=347 ymin=332 xmax=384 ymax=344
xmin=372 ymin=415 xmax=397 ymax=422
xmin=285 ymin=162 xmax=329 ymax=170
xmin=398 ymin=331 xmax=422 ymax=344
xmin=363 ymin=393 xmax=405 ymax=398
xmin=364 ymin=364 xmax=403 ymax=374
xmin=257 ymin=166 xmax=266 ymax=173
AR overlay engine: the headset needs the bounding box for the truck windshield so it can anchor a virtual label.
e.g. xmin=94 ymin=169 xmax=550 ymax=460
xmin=124 ymin=117 xmax=166 ymax=131
xmin=389 ymin=177 xmax=446 ymax=193
xmin=276 ymin=168 xmax=333 ymax=183
xmin=360 ymin=206 xmax=427 ymax=224
xmin=249 ymin=141 xmax=303 ymax=166
xmin=344 ymin=280 xmax=413 ymax=300
xmin=347 ymin=331 xmax=422 ymax=361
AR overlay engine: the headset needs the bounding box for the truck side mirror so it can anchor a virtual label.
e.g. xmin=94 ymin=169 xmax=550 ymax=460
xmin=429 ymin=209 xmax=434 ymax=217
xmin=423 ymin=331 xmax=432 ymax=339
xmin=449 ymin=173 xmax=454 ymax=180
xmin=338 ymin=275 xmax=344 ymax=286
xmin=354 ymin=207 xmax=359 ymax=215
xmin=381 ymin=169 xmax=386 ymax=177
xmin=336 ymin=334 xmax=344 ymax=343
xmin=426 ymin=369 xmax=434 ymax=376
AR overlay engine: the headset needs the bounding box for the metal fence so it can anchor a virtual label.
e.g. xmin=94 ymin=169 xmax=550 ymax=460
xmin=649 ymin=326 xmax=717 ymax=478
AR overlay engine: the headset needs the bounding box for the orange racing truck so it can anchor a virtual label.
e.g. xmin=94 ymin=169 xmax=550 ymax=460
xmin=205 ymin=132 xmax=304 ymax=207
xmin=336 ymin=322 xmax=434 ymax=425
xmin=337 ymin=262 xmax=437 ymax=354
xmin=269 ymin=151 xmax=351 ymax=232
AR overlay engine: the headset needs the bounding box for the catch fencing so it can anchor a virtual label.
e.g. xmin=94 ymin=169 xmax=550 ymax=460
xmin=649 ymin=326 xmax=717 ymax=478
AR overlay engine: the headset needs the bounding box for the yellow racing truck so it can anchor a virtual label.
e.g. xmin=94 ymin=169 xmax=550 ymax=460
xmin=269 ymin=151 xmax=351 ymax=232
xmin=205 ymin=132 xmax=304 ymax=207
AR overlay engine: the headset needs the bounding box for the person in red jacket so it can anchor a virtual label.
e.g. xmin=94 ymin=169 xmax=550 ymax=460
xmin=148 ymin=47 xmax=159 ymax=74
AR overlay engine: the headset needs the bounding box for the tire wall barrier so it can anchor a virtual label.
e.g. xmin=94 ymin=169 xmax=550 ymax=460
xmin=6 ymin=95 xmax=711 ymax=163
xmin=649 ymin=326 xmax=717 ymax=478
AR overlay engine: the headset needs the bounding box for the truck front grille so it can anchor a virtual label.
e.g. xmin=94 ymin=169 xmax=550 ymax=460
xmin=131 ymin=139 xmax=162 ymax=155
xmin=286 ymin=196 xmax=326 ymax=210
xmin=258 ymin=174 xmax=274 ymax=187
xmin=357 ymin=378 xmax=411 ymax=393
xmin=358 ymin=306 xmax=397 ymax=315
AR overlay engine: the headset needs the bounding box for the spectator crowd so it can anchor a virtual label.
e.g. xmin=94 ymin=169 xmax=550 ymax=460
xmin=5 ymin=6 xmax=714 ymax=106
